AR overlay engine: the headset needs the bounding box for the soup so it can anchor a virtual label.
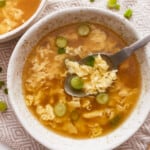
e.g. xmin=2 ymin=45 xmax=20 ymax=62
xmin=22 ymin=23 xmax=141 ymax=139
xmin=0 ymin=0 xmax=40 ymax=34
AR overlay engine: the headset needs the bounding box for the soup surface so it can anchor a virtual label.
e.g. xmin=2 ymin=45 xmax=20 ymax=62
xmin=22 ymin=23 xmax=141 ymax=139
xmin=0 ymin=0 xmax=40 ymax=34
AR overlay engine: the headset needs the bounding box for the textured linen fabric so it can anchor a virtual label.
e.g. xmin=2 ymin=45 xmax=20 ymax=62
xmin=0 ymin=0 xmax=150 ymax=149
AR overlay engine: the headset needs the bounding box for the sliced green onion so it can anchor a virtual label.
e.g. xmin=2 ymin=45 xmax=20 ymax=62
xmin=107 ymin=0 xmax=120 ymax=10
xmin=96 ymin=93 xmax=109 ymax=104
xmin=85 ymin=56 xmax=95 ymax=67
xmin=54 ymin=102 xmax=67 ymax=117
xmin=4 ymin=88 xmax=8 ymax=95
xmin=70 ymin=110 xmax=80 ymax=121
xmin=0 ymin=101 xmax=7 ymax=112
xmin=0 ymin=81 xmax=5 ymax=89
xmin=115 ymin=4 xmax=120 ymax=10
xmin=0 ymin=67 xmax=2 ymax=73
xmin=0 ymin=0 xmax=6 ymax=7
xmin=57 ymin=48 xmax=66 ymax=54
xmin=78 ymin=24 xmax=90 ymax=36
xmin=56 ymin=36 xmax=67 ymax=48
xmin=107 ymin=0 xmax=117 ymax=8
xmin=70 ymin=76 xmax=84 ymax=90
xmin=124 ymin=8 xmax=133 ymax=19
xmin=110 ymin=115 xmax=121 ymax=126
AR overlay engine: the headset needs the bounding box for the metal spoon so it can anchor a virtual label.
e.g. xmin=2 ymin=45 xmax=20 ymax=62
xmin=64 ymin=35 xmax=150 ymax=97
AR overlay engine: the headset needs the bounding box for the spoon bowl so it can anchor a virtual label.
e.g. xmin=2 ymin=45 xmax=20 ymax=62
xmin=64 ymin=53 xmax=113 ymax=97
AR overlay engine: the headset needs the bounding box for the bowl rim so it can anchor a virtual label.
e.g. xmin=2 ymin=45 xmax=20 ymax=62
xmin=0 ymin=0 xmax=47 ymax=43
xmin=7 ymin=7 xmax=150 ymax=150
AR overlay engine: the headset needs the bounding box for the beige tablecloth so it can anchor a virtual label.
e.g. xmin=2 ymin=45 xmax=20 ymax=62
xmin=0 ymin=0 xmax=150 ymax=149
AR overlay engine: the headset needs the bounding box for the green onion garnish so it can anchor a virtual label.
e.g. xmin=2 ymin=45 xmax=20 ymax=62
xmin=4 ymin=88 xmax=8 ymax=95
xmin=78 ymin=24 xmax=91 ymax=36
xmin=70 ymin=110 xmax=80 ymax=121
xmin=70 ymin=76 xmax=84 ymax=90
xmin=115 ymin=3 xmax=120 ymax=10
xmin=110 ymin=115 xmax=121 ymax=126
xmin=57 ymin=48 xmax=66 ymax=54
xmin=0 ymin=67 xmax=2 ymax=73
xmin=107 ymin=0 xmax=120 ymax=10
xmin=0 ymin=101 xmax=7 ymax=112
xmin=56 ymin=36 xmax=67 ymax=48
xmin=85 ymin=56 xmax=95 ymax=67
xmin=96 ymin=93 xmax=109 ymax=104
xmin=54 ymin=102 xmax=67 ymax=117
xmin=0 ymin=81 xmax=5 ymax=89
xmin=124 ymin=8 xmax=133 ymax=19
xmin=0 ymin=0 xmax=6 ymax=7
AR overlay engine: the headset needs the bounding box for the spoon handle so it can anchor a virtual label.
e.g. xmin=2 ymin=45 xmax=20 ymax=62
xmin=110 ymin=34 xmax=150 ymax=68
xmin=124 ymin=34 xmax=150 ymax=55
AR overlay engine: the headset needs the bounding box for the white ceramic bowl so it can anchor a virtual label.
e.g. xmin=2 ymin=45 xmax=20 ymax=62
xmin=0 ymin=0 xmax=47 ymax=43
xmin=7 ymin=8 xmax=150 ymax=150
